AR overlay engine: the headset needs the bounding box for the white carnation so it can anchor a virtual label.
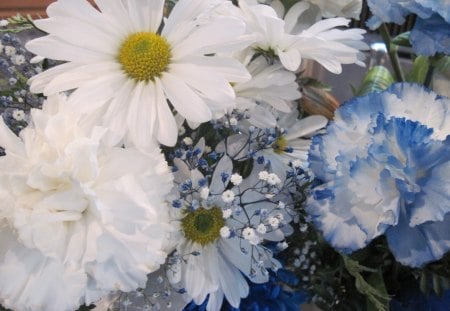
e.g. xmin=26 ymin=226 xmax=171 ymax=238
xmin=0 ymin=95 xmax=174 ymax=311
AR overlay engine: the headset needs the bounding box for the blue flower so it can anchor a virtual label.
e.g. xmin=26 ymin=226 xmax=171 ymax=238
xmin=184 ymin=271 xmax=308 ymax=311
xmin=366 ymin=0 xmax=450 ymax=55
xmin=307 ymin=83 xmax=450 ymax=267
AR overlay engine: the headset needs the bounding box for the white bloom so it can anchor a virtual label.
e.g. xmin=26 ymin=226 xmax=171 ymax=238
xmin=277 ymin=241 xmax=288 ymax=250
xmin=267 ymin=173 xmax=281 ymax=185
xmin=12 ymin=54 xmax=26 ymax=65
xmin=257 ymin=223 xmax=267 ymax=234
xmin=242 ymin=227 xmax=260 ymax=245
xmin=229 ymin=117 xmax=238 ymax=126
xmin=222 ymin=189 xmax=235 ymax=203
xmin=278 ymin=201 xmax=286 ymax=209
xmin=26 ymin=0 xmax=250 ymax=149
xmin=268 ymin=217 xmax=280 ymax=228
xmin=0 ymin=95 xmax=173 ymax=311
xmin=4 ymin=46 xmax=16 ymax=56
xmin=291 ymin=159 xmax=302 ymax=168
xmin=0 ymin=19 xmax=8 ymax=27
xmin=183 ymin=137 xmax=193 ymax=146
xmin=223 ymin=208 xmax=233 ymax=219
xmin=230 ymin=173 xmax=243 ymax=185
xmin=220 ymin=226 xmax=231 ymax=238
xmin=200 ymin=187 xmax=210 ymax=200
xmin=12 ymin=109 xmax=25 ymax=121
xmin=237 ymin=0 xmax=368 ymax=73
xmin=258 ymin=170 xmax=269 ymax=180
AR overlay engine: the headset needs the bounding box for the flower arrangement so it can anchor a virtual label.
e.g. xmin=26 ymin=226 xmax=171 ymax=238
xmin=0 ymin=0 xmax=449 ymax=311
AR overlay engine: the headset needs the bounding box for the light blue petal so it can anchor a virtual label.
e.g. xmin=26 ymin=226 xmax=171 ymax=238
xmin=386 ymin=207 xmax=450 ymax=268
xmin=410 ymin=15 xmax=450 ymax=56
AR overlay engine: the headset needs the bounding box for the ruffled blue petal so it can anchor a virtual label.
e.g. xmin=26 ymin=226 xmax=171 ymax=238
xmin=386 ymin=209 xmax=450 ymax=268
xmin=410 ymin=15 xmax=450 ymax=56
xmin=367 ymin=0 xmax=450 ymax=55
xmin=307 ymin=83 xmax=450 ymax=267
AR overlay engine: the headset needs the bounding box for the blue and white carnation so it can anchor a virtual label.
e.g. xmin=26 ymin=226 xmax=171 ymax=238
xmin=367 ymin=0 xmax=450 ymax=55
xmin=307 ymin=83 xmax=450 ymax=268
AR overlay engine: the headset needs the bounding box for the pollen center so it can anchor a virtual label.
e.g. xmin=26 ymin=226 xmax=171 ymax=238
xmin=273 ymin=136 xmax=288 ymax=154
xmin=182 ymin=207 xmax=225 ymax=246
xmin=118 ymin=32 xmax=171 ymax=82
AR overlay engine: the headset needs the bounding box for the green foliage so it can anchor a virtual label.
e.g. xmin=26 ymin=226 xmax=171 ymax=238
xmin=343 ymin=256 xmax=390 ymax=311
xmin=416 ymin=253 xmax=450 ymax=297
xmin=431 ymin=55 xmax=450 ymax=74
xmin=406 ymin=56 xmax=430 ymax=84
xmin=1 ymin=14 xmax=36 ymax=33
xmin=355 ymin=66 xmax=395 ymax=96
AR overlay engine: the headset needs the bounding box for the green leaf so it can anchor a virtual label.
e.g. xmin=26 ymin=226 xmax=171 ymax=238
xmin=406 ymin=56 xmax=430 ymax=84
xmin=355 ymin=66 xmax=395 ymax=96
xmin=367 ymin=271 xmax=389 ymax=311
xmin=343 ymin=256 xmax=390 ymax=311
xmin=391 ymin=32 xmax=411 ymax=47
xmin=431 ymin=55 xmax=450 ymax=73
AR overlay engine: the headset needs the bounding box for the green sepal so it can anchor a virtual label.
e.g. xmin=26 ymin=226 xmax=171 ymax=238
xmin=391 ymin=32 xmax=411 ymax=47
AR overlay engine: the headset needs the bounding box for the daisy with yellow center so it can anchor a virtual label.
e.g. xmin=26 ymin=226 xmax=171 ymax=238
xmin=26 ymin=0 xmax=250 ymax=150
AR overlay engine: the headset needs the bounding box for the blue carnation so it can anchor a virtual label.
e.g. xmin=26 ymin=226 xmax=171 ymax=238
xmin=307 ymin=83 xmax=450 ymax=267
xmin=366 ymin=0 xmax=450 ymax=55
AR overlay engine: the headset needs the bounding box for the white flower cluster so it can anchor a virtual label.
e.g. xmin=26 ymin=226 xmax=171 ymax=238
xmin=0 ymin=0 xmax=367 ymax=310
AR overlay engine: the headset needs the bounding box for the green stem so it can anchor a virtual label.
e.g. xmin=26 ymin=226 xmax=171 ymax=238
xmin=424 ymin=63 xmax=435 ymax=88
xmin=379 ymin=24 xmax=405 ymax=82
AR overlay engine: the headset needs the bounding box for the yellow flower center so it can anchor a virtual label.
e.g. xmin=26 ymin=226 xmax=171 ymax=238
xmin=118 ymin=32 xmax=171 ymax=82
xmin=182 ymin=207 xmax=225 ymax=246
xmin=273 ymin=136 xmax=288 ymax=154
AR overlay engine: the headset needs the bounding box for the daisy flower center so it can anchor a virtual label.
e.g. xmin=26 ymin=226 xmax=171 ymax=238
xmin=273 ymin=136 xmax=288 ymax=154
xmin=118 ymin=32 xmax=171 ymax=82
xmin=182 ymin=207 xmax=225 ymax=246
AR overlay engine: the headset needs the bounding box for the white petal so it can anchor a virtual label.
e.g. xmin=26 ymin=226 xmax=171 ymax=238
xmin=160 ymin=72 xmax=212 ymax=123
xmin=277 ymin=48 xmax=301 ymax=71
xmin=154 ymin=79 xmax=178 ymax=146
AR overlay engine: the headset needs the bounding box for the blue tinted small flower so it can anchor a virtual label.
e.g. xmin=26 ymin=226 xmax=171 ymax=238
xmin=172 ymin=200 xmax=182 ymax=209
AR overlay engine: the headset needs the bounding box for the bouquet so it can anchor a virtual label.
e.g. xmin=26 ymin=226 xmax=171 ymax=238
xmin=0 ymin=0 xmax=449 ymax=310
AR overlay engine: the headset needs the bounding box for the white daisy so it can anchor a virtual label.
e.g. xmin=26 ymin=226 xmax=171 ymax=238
xmin=0 ymin=95 xmax=174 ymax=311
xmin=26 ymin=0 xmax=250 ymax=149
xmin=236 ymin=0 xmax=368 ymax=73
xmin=169 ymin=157 xmax=286 ymax=310
xmin=257 ymin=110 xmax=327 ymax=179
